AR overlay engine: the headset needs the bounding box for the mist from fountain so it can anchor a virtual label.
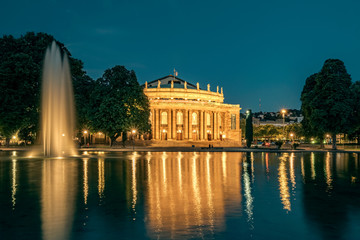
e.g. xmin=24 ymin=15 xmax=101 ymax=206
xmin=41 ymin=42 xmax=76 ymax=156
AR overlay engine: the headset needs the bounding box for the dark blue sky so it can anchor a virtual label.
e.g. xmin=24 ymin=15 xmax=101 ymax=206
xmin=1 ymin=0 xmax=360 ymax=111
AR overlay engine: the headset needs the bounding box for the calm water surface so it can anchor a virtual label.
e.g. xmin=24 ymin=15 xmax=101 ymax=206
xmin=1 ymin=151 xmax=360 ymax=239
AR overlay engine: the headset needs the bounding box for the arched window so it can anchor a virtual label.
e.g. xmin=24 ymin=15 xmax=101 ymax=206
xmin=177 ymin=111 xmax=183 ymax=125
xmin=206 ymin=113 xmax=211 ymax=126
xmin=192 ymin=112 xmax=198 ymax=125
xmin=161 ymin=112 xmax=168 ymax=125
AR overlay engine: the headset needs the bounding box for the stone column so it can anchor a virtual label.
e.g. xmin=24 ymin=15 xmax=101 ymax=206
xmin=185 ymin=110 xmax=188 ymax=139
xmin=155 ymin=109 xmax=160 ymax=140
xmin=172 ymin=109 xmax=176 ymax=139
xmin=200 ymin=110 xmax=204 ymax=140
xmin=151 ymin=109 xmax=155 ymax=139
xmin=217 ymin=112 xmax=220 ymax=139
xmin=213 ymin=112 xmax=217 ymax=140
xmin=189 ymin=110 xmax=192 ymax=140
xmin=168 ymin=110 xmax=171 ymax=138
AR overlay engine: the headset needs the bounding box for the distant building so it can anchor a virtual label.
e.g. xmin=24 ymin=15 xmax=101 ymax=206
xmin=143 ymin=75 xmax=241 ymax=142
xmin=252 ymin=109 xmax=303 ymax=126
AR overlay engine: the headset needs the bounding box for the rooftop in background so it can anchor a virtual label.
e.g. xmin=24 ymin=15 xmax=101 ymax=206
xmin=143 ymin=75 xmax=226 ymax=104
xmin=146 ymin=75 xmax=198 ymax=89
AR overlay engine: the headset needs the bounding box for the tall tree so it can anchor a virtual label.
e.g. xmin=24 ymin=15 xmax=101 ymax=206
xmin=245 ymin=110 xmax=253 ymax=148
xmin=348 ymin=81 xmax=360 ymax=143
xmin=300 ymin=59 xmax=353 ymax=149
xmin=89 ymin=65 xmax=150 ymax=146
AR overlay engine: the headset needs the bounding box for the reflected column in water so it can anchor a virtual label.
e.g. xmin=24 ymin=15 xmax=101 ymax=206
xmin=41 ymin=159 xmax=77 ymax=240
xmin=145 ymin=152 xmax=244 ymax=239
xmin=311 ymin=152 xmax=316 ymax=180
xmin=289 ymin=153 xmax=296 ymax=197
xmin=131 ymin=153 xmax=137 ymax=214
xmin=83 ymin=158 xmax=89 ymax=205
xmin=11 ymin=158 xmax=17 ymax=210
xmin=325 ymin=152 xmax=333 ymax=192
xmin=98 ymin=158 xmax=105 ymax=200
xmin=243 ymin=153 xmax=254 ymax=228
xmin=278 ymin=155 xmax=291 ymax=212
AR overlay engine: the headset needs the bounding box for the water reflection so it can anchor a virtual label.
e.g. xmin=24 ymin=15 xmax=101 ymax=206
xmin=243 ymin=153 xmax=254 ymax=228
xmin=11 ymin=159 xmax=17 ymax=210
xmin=145 ymin=152 xmax=244 ymax=239
xmin=83 ymin=158 xmax=88 ymax=205
xmin=278 ymin=154 xmax=291 ymax=211
xmin=98 ymin=158 xmax=105 ymax=199
xmin=325 ymin=152 xmax=333 ymax=192
xmin=41 ymin=158 xmax=77 ymax=240
xmin=1 ymin=152 xmax=360 ymax=239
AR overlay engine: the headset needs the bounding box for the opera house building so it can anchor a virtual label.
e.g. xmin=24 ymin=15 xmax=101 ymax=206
xmin=143 ymin=75 xmax=241 ymax=143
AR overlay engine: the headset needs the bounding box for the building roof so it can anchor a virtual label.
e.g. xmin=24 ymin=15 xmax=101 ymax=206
xmin=144 ymin=75 xmax=199 ymax=89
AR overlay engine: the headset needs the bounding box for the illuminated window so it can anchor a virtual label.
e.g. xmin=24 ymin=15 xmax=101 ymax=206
xmin=206 ymin=113 xmax=211 ymax=126
xmin=177 ymin=111 xmax=183 ymax=125
xmin=161 ymin=112 xmax=168 ymax=125
xmin=192 ymin=112 xmax=198 ymax=125
xmin=231 ymin=114 xmax=236 ymax=130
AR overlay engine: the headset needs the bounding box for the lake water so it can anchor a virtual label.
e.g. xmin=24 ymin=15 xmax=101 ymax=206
xmin=0 ymin=151 xmax=360 ymax=239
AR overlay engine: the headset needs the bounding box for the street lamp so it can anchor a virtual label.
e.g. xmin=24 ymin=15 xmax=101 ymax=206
xmin=83 ymin=130 xmax=88 ymax=146
xmin=281 ymin=109 xmax=286 ymax=140
xmin=132 ymin=129 xmax=136 ymax=151
xmin=290 ymin=133 xmax=294 ymax=143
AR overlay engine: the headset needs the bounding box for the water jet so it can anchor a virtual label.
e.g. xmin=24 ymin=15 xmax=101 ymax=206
xmin=41 ymin=42 xmax=76 ymax=156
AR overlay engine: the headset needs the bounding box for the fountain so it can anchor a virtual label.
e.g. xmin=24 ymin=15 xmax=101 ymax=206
xmin=41 ymin=41 xmax=76 ymax=156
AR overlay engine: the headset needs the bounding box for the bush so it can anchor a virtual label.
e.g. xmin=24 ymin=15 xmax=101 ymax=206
xmin=275 ymin=141 xmax=283 ymax=149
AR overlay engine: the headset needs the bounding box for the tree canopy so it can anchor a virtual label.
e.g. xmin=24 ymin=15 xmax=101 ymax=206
xmin=89 ymin=65 xmax=150 ymax=146
xmin=300 ymin=59 xmax=353 ymax=149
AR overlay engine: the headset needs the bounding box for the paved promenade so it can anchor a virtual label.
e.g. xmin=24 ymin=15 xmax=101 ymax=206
xmin=2 ymin=144 xmax=360 ymax=153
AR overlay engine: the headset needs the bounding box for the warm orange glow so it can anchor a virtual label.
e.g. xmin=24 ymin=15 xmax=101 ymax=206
xmin=83 ymin=130 xmax=88 ymax=134
xmin=278 ymin=156 xmax=291 ymax=211
xmin=145 ymin=152 xmax=243 ymax=238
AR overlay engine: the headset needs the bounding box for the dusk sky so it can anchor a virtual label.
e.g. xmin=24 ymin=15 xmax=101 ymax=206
xmin=1 ymin=0 xmax=360 ymax=112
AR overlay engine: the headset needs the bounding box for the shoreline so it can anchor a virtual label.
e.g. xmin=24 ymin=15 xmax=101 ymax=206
xmin=1 ymin=146 xmax=360 ymax=153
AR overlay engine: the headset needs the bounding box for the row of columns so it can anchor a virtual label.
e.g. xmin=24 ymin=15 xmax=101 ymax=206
xmin=151 ymin=109 xmax=225 ymax=141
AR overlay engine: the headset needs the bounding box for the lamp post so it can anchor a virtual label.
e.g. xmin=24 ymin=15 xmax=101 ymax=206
xmin=281 ymin=109 xmax=286 ymax=140
xmin=83 ymin=130 xmax=88 ymax=146
xmin=132 ymin=129 xmax=136 ymax=151
xmin=290 ymin=133 xmax=294 ymax=143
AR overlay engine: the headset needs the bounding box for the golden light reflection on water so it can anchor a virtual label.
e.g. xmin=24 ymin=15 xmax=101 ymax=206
xmin=83 ymin=158 xmax=89 ymax=205
xmin=278 ymin=155 xmax=291 ymax=212
xmin=311 ymin=152 xmax=316 ymax=180
xmin=98 ymin=158 xmax=105 ymax=199
xmin=325 ymin=152 xmax=333 ymax=191
xmin=41 ymin=159 xmax=76 ymax=240
xmin=11 ymin=159 xmax=17 ymax=210
xmin=301 ymin=156 xmax=305 ymax=181
xmin=131 ymin=152 xmax=137 ymax=213
xmin=145 ymin=152 xmax=244 ymax=239
xmin=289 ymin=153 xmax=296 ymax=196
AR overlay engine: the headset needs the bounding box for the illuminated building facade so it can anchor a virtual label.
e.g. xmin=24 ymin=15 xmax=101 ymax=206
xmin=144 ymin=75 xmax=241 ymax=142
